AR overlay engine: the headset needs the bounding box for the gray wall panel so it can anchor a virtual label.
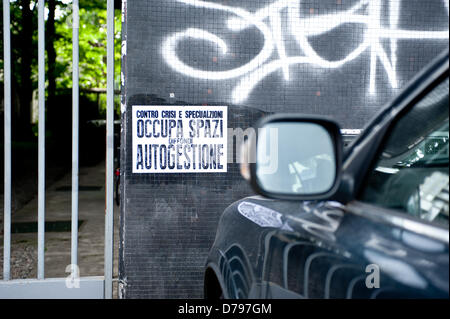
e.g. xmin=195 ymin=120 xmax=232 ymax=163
xmin=120 ymin=0 xmax=449 ymax=298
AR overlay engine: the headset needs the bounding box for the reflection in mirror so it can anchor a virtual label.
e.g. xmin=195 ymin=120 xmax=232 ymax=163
xmin=256 ymin=122 xmax=336 ymax=195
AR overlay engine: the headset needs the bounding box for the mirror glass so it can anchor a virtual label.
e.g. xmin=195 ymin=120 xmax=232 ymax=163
xmin=256 ymin=122 xmax=336 ymax=195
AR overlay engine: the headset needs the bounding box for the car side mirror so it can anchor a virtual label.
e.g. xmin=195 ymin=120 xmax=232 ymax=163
xmin=240 ymin=115 xmax=343 ymax=200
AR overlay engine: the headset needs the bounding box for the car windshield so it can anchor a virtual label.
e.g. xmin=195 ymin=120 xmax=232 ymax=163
xmin=362 ymin=76 xmax=449 ymax=226
xmin=379 ymin=77 xmax=449 ymax=164
xmin=393 ymin=121 xmax=448 ymax=168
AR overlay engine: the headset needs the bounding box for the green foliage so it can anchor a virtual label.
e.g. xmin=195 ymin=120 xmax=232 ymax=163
xmin=1 ymin=1 xmax=122 ymax=115
xmin=1 ymin=1 xmax=39 ymax=90
xmin=55 ymin=6 xmax=121 ymax=87
xmin=54 ymin=2 xmax=122 ymax=115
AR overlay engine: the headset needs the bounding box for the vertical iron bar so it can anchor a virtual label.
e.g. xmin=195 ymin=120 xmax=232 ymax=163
xmin=105 ymin=0 xmax=115 ymax=299
xmin=37 ymin=0 xmax=46 ymax=280
xmin=71 ymin=0 xmax=79 ymax=277
xmin=2 ymin=0 xmax=11 ymax=281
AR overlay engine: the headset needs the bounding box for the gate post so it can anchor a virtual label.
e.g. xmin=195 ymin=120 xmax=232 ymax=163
xmin=3 ymin=0 xmax=12 ymax=282
xmin=105 ymin=0 xmax=115 ymax=299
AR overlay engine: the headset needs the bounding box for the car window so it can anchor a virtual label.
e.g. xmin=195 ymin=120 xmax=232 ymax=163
xmin=360 ymin=77 xmax=449 ymax=226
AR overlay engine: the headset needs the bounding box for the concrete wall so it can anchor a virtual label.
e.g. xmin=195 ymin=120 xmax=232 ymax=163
xmin=119 ymin=0 xmax=449 ymax=298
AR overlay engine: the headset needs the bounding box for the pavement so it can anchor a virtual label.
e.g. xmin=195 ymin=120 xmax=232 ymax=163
xmin=0 ymin=160 xmax=120 ymax=298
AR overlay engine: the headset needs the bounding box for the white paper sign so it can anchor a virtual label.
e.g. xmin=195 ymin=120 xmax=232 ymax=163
xmin=132 ymin=105 xmax=227 ymax=173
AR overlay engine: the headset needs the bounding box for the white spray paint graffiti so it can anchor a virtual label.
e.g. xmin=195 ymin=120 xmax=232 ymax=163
xmin=161 ymin=0 xmax=449 ymax=104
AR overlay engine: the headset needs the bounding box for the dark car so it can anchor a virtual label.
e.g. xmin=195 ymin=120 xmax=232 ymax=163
xmin=204 ymin=50 xmax=449 ymax=299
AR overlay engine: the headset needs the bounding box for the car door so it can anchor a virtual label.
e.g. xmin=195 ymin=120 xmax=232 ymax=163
xmin=333 ymin=60 xmax=448 ymax=298
xmin=342 ymin=71 xmax=449 ymax=298
xmin=256 ymin=54 xmax=448 ymax=299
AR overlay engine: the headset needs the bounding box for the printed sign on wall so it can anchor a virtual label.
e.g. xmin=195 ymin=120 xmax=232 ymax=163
xmin=132 ymin=105 xmax=228 ymax=173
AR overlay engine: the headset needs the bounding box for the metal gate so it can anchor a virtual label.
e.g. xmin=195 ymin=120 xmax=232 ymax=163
xmin=0 ymin=0 xmax=116 ymax=299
